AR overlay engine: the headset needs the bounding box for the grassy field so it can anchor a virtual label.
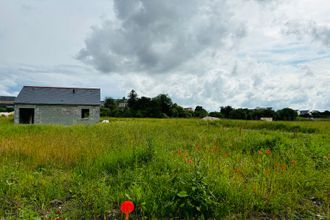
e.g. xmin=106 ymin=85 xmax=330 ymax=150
xmin=0 ymin=117 xmax=329 ymax=219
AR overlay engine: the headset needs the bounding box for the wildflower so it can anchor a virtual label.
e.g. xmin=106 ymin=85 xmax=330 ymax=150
xmin=55 ymin=218 xmax=62 ymax=220
xmin=120 ymin=200 xmax=135 ymax=220
xmin=281 ymin=164 xmax=287 ymax=171
xmin=234 ymin=167 xmax=241 ymax=174
xmin=177 ymin=149 xmax=182 ymax=156
xmin=56 ymin=206 xmax=62 ymax=214
xmin=290 ymin=160 xmax=297 ymax=166
xmin=186 ymin=159 xmax=193 ymax=164
xmin=258 ymin=150 xmax=263 ymax=155
xmin=265 ymin=149 xmax=271 ymax=155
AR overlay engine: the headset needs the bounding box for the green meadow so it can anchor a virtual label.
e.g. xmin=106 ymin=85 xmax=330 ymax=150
xmin=0 ymin=117 xmax=329 ymax=219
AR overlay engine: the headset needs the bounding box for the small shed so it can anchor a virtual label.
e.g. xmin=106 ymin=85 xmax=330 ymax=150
xmin=260 ymin=117 xmax=273 ymax=122
xmin=202 ymin=116 xmax=220 ymax=121
xmin=14 ymin=86 xmax=100 ymax=125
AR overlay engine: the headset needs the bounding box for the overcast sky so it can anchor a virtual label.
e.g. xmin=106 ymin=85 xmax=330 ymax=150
xmin=0 ymin=0 xmax=329 ymax=110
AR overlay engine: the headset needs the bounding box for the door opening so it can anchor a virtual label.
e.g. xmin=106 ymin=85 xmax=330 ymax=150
xmin=19 ymin=108 xmax=35 ymax=124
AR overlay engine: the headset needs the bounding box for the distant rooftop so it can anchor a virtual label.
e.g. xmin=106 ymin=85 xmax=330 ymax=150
xmin=15 ymin=86 xmax=100 ymax=106
xmin=0 ymin=96 xmax=16 ymax=102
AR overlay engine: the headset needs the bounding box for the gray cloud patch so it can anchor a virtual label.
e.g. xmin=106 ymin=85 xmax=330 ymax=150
xmin=285 ymin=21 xmax=330 ymax=47
xmin=77 ymin=0 xmax=245 ymax=74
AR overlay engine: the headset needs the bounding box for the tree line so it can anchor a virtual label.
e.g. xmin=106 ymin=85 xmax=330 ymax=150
xmin=215 ymin=106 xmax=298 ymax=121
xmin=300 ymin=110 xmax=330 ymax=119
xmin=101 ymin=90 xmax=197 ymax=118
xmin=101 ymin=89 xmax=330 ymax=120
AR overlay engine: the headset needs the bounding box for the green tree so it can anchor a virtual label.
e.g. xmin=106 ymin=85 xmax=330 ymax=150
xmin=100 ymin=107 xmax=110 ymax=117
xmin=170 ymin=103 xmax=192 ymax=118
xmin=220 ymin=106 xmax=234 ymax=118
xmin=209 ymin=111 xmax=222 ymax=118
xmin=104 ymin=97 xmax=117 ymax=111
xmin=229 ymin=108 xmax=248 ymax=120
xmin=194 ymin=106 xmax=208 ymax=118
xmin=127 ymin=90 xmax=138 ymax=111
xmin=276 ymin=108 xmax=298 ymax=121
xmin=153 ymin=94 xmax=173 ymax=117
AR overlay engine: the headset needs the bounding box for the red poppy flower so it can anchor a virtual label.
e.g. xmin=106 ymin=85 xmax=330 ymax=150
xmin=234 ymin=168 xmax=241 ymax=174
xmin=120 ymin=200 xmax=135 ymax=214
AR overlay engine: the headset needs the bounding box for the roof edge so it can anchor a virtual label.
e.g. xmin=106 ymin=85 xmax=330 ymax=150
xmin=14 ymin=103 xmax=100 ymax=106
xmin=22 ymin=86 xmax=101 ymax=90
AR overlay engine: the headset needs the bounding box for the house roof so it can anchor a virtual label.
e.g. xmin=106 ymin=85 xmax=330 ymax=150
xmin=0 ymin=96 xmax=16 ymax=102
xmin=15 ymin=86 xmax=100 ymax=106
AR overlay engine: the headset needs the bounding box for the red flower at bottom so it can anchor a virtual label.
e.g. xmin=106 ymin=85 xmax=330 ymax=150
xmin=120 ymin=200 xmax=135 ymax=214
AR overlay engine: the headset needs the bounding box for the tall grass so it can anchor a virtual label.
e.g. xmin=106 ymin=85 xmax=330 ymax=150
xmin=0 ymin=117 xmax=329 ymax=219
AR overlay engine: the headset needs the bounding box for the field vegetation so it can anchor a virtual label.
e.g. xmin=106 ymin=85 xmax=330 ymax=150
xmin=0 ymin=116 xmax=329 ymax=219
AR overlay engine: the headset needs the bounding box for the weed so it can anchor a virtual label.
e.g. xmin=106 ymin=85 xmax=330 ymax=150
xmin=0 ymin=117 xmax=329 ymax=218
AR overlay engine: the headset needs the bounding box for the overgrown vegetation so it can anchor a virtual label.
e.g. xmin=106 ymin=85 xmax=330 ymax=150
xmin=0 ymin=117 xmax=329 ymax=219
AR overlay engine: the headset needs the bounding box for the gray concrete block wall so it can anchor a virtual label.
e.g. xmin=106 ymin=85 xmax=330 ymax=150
xmin=14 ymin=104 xmax=100 ymax=125
xmin=14 ymin=104 xmax=36 ymax=124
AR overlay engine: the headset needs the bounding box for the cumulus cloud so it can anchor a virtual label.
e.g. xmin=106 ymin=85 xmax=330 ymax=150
xmin=74 ymin=0 xmax=330 ymax=110
xmin=1 ymin=0 xmax=329 ymax=111
xmin=117 ymin=55 xmax=330 ymax=110
xmin=77 ymin=0 xmax=245 ymax=73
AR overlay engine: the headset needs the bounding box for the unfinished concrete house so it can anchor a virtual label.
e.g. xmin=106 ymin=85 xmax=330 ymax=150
xmin=14 ymin=86 xmax=100 ymax=125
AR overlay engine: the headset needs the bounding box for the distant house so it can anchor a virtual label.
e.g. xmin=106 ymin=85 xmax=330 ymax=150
xmin=184 ymin=107 xmax=194 ymax=112
xmin=260 ymin=117 xmax=273 ymax=122
xmin=118 ymin=100 xmax=128 ymax=108
xmin=0 ymin=96 xmax=16 ymax=109
xmin=298 ymin=110 xmax=311 ymax=116
xmin=14 ymin=86 xmax=100 ymax=125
